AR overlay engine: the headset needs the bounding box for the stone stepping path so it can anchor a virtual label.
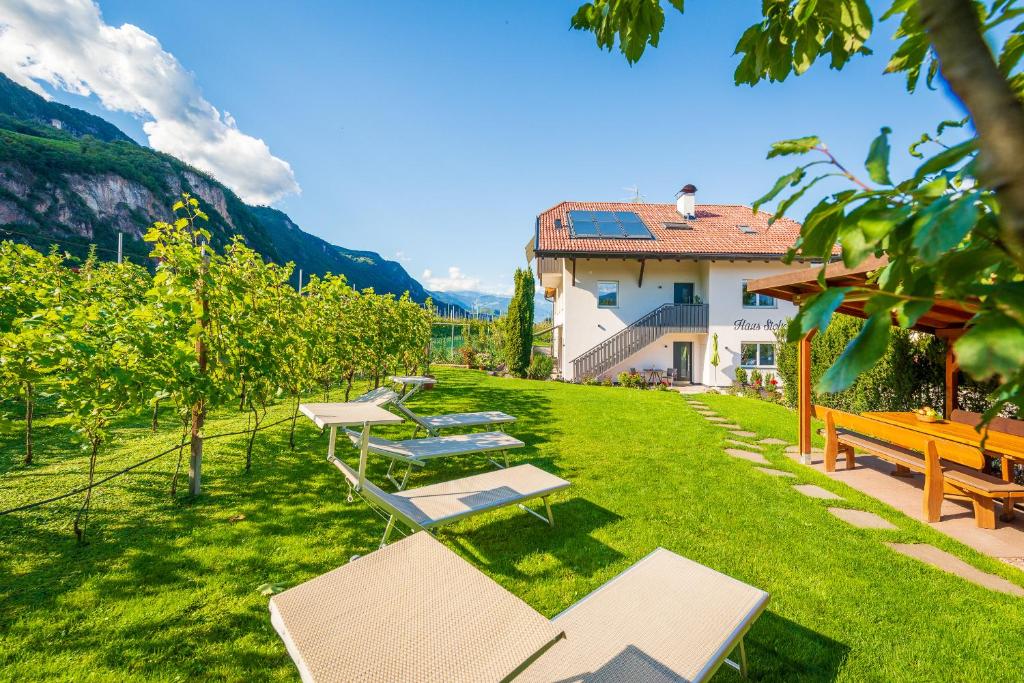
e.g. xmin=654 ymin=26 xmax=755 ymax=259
xmin=887 ymin=543 xmax=1024 ymax=597
xmin=756 ymin=467 xmax=796 ymax=478
xmin=759 ymin=437 xmax=789 ymax=445
xmin=705 ymin=416 xmax=727 ymax=422
xmin=793 ymin=484 xmax=843 ymax=500
xmin=828 ymin=508 xmax=897 ymax=530
xmin=729 ymin=430 xmax=758 ymax=438
xmin=724 ymin=448 xmax=770 ymax=465
xmin=717 ymin=423 xmax=742 ymax=430
xmin=785 ymin=445 xmax=825 ymax=455
xmin=725 ymin=439 xmax=763 ymax=450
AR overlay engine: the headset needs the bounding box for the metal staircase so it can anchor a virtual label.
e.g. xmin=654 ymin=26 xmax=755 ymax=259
xmin=571 ymin=303 xmax=708 ymax=380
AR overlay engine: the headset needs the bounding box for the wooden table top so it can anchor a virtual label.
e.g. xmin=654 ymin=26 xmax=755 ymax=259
xmin=863 ymin=412 xmax=1024 ymax=460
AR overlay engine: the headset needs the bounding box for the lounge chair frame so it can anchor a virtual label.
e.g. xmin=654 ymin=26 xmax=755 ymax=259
xmin=331 ymin=423 xmax=564 ymax=547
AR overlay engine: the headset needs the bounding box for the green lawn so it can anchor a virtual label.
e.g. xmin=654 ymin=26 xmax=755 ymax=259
xmin=2 ymin=369 xmax=1022 ymax=680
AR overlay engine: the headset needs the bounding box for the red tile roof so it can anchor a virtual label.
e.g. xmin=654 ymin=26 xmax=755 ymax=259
xmin=535 ymin=201 xmax=809 ymax=258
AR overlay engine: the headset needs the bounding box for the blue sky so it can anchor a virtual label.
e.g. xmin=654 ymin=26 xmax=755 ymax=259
xmin=23 ymin=1 xmax=962 ymax=294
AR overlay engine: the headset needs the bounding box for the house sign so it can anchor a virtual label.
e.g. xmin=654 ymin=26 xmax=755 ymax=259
xmin=733 ymin=318 xmax=785 ymax=332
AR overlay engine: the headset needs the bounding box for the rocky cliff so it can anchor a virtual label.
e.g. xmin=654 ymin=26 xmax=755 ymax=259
xmin=0 ymin=74 xmax=440 ymax=303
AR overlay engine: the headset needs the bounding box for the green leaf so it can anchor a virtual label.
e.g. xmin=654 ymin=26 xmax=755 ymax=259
xmin=956 ymin=312 xmax=1024 ymax=381
xmin=786 ymin=287 xmax=850 ymax=342
xmin=752 ymin=167 xmax=806 ymax=214
xmin=767 ymin=136 xmax=821 ymax=158
xmin=912 ymin=139 xmax=976 ymax=181
xmin=864 ymin=127 xmax=893 ymax=185
xmin=816 ymin=312 xmax=892 ymax=392
xmin=912 ymin=196 xmax=977 ymax=263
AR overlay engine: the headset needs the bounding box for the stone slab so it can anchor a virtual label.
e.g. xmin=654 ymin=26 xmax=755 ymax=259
xmin=728 ymin=430 xmax=758 ymax=438
xmin=716 ymin=423 xmax=741 ymax=430
xmin=759 ymin=437 xmax=790 ymax=445
xmin=725 ymin=439 xmax=763 ymax=450
xmin=724 ymin=448 xmax=770 ymax=465
xmin=705 ymin=416 xmax=727 ymax=422
xmin=827 ymin=508 xmax=897 ymax=530
xmin=756 ymin=467 xmax=796 ymax=478
xmin=793 ymin=484 xmax=843 ymax=500
xmin=887 ymin=543 xmax=1024 ymax=597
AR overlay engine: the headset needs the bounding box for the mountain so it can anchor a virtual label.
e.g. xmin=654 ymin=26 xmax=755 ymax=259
xmin=0 ymin=73 xmax=134 ymax=144
xmin=429 ymin=289 xmax=551 ymax=319
xmin=0 ymin=73 xmax=449 ymax=306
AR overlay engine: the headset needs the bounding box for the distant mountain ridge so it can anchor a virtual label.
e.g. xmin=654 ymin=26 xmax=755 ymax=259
xmin=430 ymin=289 xmax=550 ymax=318
xmin=0 ymin=72 xmax=454 ymax=308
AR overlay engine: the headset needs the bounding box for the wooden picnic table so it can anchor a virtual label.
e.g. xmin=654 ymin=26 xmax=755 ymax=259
xmin=863 ymin=411 xmax=1024 ymax=482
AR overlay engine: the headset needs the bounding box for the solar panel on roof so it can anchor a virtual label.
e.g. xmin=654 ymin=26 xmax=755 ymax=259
xmin=567 ymin=209 xmax=653 ymax=239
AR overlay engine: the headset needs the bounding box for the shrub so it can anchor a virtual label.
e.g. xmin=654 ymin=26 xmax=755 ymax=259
xmin=458 ymin=345 xmax=476 ymax=367
xmin=602 ymin=378 xmax=614 ymax=387
xmin=734 ymin=367 xmax=748 ymax=386
xmin=527 ymin=353 xmax=553 ymax=380
xmin=475 ymin=352 xmax=493 ymax=370
xmin=617 ymin=371 xmax=646 ymax=389
xmin=750 ymin=369 xmax=763 ymax=387
xmin=581 ymin=375 xmax=601 ymax=386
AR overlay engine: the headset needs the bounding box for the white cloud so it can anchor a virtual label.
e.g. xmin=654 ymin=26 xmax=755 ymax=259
xmin=422 ymin=266 xmax=518 ymax=296
xmin=394 ymin=250 xmax=411 ymax=264
xmin=0 ymin=0 xmax=299 ymax=205
xmin=422 ymin=266 xmax=483 ymax=292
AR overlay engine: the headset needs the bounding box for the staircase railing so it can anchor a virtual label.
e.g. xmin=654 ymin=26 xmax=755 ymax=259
xmin=571 ymin=303 xmax=709 ymax=380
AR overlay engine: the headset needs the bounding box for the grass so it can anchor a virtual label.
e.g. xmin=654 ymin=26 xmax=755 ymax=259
xmin=2 ymin=369 xmax=1023 ymax=680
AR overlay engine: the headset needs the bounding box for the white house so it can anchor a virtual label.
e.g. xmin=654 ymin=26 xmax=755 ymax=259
xmin=526 ymin=185 xmax=819 ymax=387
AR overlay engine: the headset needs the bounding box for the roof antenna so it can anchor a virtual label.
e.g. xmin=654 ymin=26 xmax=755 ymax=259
xmin=623 ymin=185 xmax=646 ymax=203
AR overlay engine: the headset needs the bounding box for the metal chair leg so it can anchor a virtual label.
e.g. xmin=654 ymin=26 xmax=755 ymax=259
xmin=380 ymin=516 xmax=397 ymax=548
xmin=544 ymin=497 xmax=554 ymax=526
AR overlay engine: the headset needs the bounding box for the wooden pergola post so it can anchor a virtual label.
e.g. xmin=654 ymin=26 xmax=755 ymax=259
xmin=944 ymin=338 xmax=959 ymax=419
xmin=798 ymin=329 xmax=817 ymax=464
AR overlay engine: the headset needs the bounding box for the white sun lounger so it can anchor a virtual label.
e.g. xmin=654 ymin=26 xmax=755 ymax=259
xmin=329 ymin=451 xmax=568 ymax=547
xmin=269 ymin=532 xmax=770 ymax=683
xmin=344 ymin=429 xmax=525 ymax=489
xmin=392 ymin=402 xmax=517 ymax=436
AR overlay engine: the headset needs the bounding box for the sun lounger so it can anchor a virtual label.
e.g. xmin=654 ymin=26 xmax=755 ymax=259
xmin=351 ymin=387 xmax=399 ymax=405
xmin=344 ymin=429 xmax=525 ymax=489
xmin=269 ymin=532 xmax=769 ymax=683
xmin=329 ymin=452 xmax=568 ymax=546
xmin=392 ymin=401 xmax=517 ymax=436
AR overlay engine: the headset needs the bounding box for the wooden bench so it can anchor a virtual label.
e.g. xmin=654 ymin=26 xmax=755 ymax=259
xmin=814 ymin=406 xmax=1024 ymax=529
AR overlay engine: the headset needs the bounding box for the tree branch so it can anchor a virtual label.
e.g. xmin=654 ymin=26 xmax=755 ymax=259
xmin=917 ymin=0 xmax=1024 ymax=267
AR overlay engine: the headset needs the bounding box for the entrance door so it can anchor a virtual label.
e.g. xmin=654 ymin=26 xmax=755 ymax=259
xmin=673 ymin=341 xmax=693 ymax=382
xmin=673 ymin=282 xmax=694 ymax=304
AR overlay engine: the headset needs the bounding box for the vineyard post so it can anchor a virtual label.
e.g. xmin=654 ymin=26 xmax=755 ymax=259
xmin=189 ymin=243 xmax=210 ymax=496
xmin=117 ymin=232 xmax=123 ymax=264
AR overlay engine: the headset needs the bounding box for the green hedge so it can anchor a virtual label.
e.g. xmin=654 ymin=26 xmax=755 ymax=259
xmin=775 ymin=314 xmax=1004 ymax=414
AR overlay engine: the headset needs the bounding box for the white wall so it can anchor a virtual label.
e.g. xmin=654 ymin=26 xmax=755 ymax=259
xmin=550 ymin=257 xmax=802 ymax=384
xmin=562 ymin=258 xmax=706 ymax=363
xmin=703 ymin=261 xmax=800 ymax=387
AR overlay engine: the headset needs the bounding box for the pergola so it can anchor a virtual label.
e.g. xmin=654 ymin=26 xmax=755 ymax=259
xmin=747 ymin=256 xmax=978 ymax=462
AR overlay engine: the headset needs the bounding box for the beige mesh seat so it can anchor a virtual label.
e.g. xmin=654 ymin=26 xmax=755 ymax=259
xmin=393 ymin=402 xmax=517 ymax=437
xmin=330 ymin=453 xmax=569 ymax=546
xmin=344 ymin=429 xmax=525 ymax=489
xmin=269 ymin=533 xmax=770 ymax=683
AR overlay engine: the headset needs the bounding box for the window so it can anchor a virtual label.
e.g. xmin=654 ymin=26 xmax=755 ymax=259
xmin=597 ymin=281 xmax=618 ymax=308
xmin=742 ymin=280 xmax=776 ymax=308
xmin=741 ymin=343 xmax=776 ymax=367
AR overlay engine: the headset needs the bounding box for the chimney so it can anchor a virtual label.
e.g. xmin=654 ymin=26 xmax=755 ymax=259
xmin=676 ymin=184 xmax=697 ymax=219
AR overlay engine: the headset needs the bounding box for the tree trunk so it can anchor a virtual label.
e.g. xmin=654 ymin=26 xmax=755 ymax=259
xmin=238 ymin=378 xmax=247 ymax=411
xmin=23 ymin=383 xmax=33 ymax=465
xmin=245 ymin=401 xmax=262 ymax=471
xmin=289 ymin=392 xmax=300 ymax=450
xmin=151 ymin=397 xmax=160 ymax=433
xmin=190 ymin=246 xmax=210 ymax=496
xmin=74 ymin=437 xmax=100 ymax=543
xmin=344 ymin=371 xmax=354 ymax=402
xmin=917 ymin=0 xmax=1024 ymax=266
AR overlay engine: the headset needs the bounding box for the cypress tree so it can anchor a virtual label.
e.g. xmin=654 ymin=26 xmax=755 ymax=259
xmin=505 ymin=267 xmax=535 ymax=377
